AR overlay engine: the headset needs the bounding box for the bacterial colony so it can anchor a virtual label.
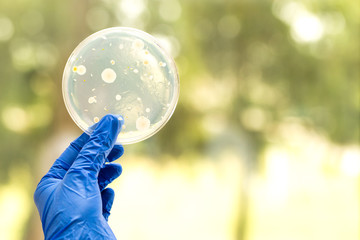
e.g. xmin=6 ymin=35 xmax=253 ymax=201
xmin=63 ymin=28 xmax=179 ymax=144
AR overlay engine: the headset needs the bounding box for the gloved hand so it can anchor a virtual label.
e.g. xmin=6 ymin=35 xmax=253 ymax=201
xmin=34 ymin=115 xmax=124 ymax=240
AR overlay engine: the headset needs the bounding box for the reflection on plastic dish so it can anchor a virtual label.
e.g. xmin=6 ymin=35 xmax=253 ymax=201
xmin=62 ymin=27 xmax=179 ymax=144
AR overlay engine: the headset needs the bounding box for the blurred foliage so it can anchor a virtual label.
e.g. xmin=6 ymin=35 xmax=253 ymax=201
xmin=0 ymin=0 xmax=358 ymax=175
xmin=0 ymin=0 xmax=359 ymax=238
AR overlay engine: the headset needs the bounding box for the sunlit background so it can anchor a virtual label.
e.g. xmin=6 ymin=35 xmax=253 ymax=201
xmin=0 ymin=0 xmax=359 ymax=239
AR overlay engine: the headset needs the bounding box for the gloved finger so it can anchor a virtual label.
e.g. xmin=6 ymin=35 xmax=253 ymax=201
xmin=44 ymin=133 xmax=122 ymax=181
xmin=98 ymin=163 xmax=123 ymax=192
xmin=101 ymin=188 xmax=115 ymax=221
xmin=64 ymin=115 xmax=122 ymax=187
xmin=45 ymin=132 xmax=90 ymax=180
xmin=107 ymin=144 xmax=124 ymax=162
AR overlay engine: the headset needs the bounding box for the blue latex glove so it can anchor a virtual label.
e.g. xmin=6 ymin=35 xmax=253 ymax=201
xmin=34 ymin=115 xmax=124 ymax=240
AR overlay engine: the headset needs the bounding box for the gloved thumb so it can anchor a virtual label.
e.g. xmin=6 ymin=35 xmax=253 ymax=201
xmin=101 ymin=188 xmax=115 ymax=221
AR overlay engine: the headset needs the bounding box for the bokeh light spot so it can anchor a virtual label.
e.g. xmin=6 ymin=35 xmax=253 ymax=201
xmin=291 ymin=13 xmax=324 ymax=43
xmin=10 ymin=39 xmax=36 ymax=71
xmin=240 ymin=107 xmax=268 ymax=131
xmin=341 ymin=148 xmax=360 ymax=177
xmin=0 ymin=16 xmax=14 ymax=42
xmin=273 ymin=1 xmax=325 ymax=43
xmin=2 ymin=107 xmax=29 ymax=133
xmin=120 ymin=0 xmax=147 ymax=19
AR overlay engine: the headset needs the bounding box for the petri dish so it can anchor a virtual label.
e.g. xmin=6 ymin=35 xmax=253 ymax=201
xmin=62 ymin=27 xmax=179 ymax=144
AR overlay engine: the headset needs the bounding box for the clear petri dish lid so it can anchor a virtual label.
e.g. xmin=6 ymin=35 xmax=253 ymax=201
xmin=62 ymin=27 xmax=179 ymax=144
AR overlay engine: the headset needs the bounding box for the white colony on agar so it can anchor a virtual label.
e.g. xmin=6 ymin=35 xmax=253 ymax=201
xmin=76 ymin=65 xmax=86 ymax=75
xmin=132 ymin=39 xmax=144 ymax=50
xmin=101 ymin=68 xmax=116 ymax=83
xmin=88 ymin=96 xmax=97 ymax=104
xmin=63 ymin=27 xmax=179 ymax=144
xmin=136 ymin=116 xmax=150 ymax=131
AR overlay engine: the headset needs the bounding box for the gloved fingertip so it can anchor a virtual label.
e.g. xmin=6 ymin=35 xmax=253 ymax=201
xmin=101 ymin=188 xmax=115 ymax=221
xmin=93 ymin=114 xmax=122 ymax=136
xmin=87 ymin=115 xmax=123 ymax=135
xmin=86 ymin=115 xmax=122 ymax=152
xmin=116 ymin=115 xmax=125 ymax=127
xmin=103 ymin=187 xmax=115 ymax=196
xmin=107 ymin=144 xmax=124 ymax=162
xmin=98 ymin=163 xmax=123 ymax=191
xmin=112 ymin=163 xmax=123 ymax=176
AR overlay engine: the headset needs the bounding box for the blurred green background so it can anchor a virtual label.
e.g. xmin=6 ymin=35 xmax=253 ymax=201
xmin=0 ymin=0 xmax=359 ymax=239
